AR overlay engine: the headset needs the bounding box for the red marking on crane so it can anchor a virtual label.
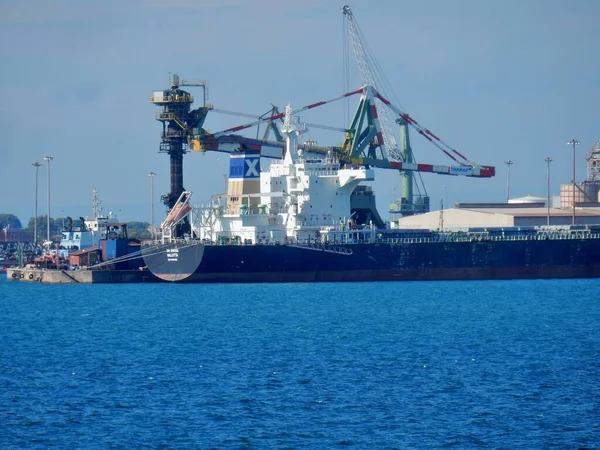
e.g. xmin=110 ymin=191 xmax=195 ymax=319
xmin=442 ymin=149 xmax=458 ymax=162
xmin=377 ymin=131 xmax=384 ymax=145
xmin=390 ymin=161 xmax=403 ymax=170
xmin=345 ymin=87 xmax=365 ymax=97
xmin=226 ymin=124 xmax=251 ymax=133
xmin=306 ymin=101 xmax=327 ymax=109
xmin=418 ymin=130 xmax=433 ymax=142
xmin=479 ymin=166 xmax=496 ymax=177
xmin=370 ymin=104 xmax=379 ymax=119
xmin=263 ymin=113 xmax=285 ymax=121
xmin=375 ymin=93 xmax=391 ymax=105
xmin=402 ymin=113 xmax=416 ymax=125
xmin=417 ymin=164 xmax=434 ymax=172
xmin=452 ymin=149 xmax=467 ymax=160
xmin=425 ymin=129 xmax=439 ymax=140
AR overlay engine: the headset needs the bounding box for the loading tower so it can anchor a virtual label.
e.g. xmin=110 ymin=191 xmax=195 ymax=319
xmin=149 ymin=74 xmax=212 ymax=210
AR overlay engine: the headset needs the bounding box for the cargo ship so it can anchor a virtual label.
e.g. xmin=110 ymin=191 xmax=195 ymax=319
xmin=142 ymin=107 xmax=600 ymax=282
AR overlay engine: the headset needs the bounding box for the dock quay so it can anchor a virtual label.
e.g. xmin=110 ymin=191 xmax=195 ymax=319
xmin=7 ymin=267 xmax=158 ymax=284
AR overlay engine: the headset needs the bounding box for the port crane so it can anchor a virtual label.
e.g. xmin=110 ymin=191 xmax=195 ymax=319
xmin=342 ymin=4 xmax=486 ymax=214
xmin=149 ymin=9 xmax=495 ymax=235
xmin=188 ymin=85 xmax=494 ymax=176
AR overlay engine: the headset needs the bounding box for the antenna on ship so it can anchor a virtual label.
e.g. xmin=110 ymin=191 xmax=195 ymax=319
xmin=279 ymin=105 xmax=307 ymax=163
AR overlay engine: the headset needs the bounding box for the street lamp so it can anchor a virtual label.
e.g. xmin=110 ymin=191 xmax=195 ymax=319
xmin=544 ymin=157 xmax=552 ymax=226
xmin=504 ymin=160 xmax=514 ymax=202
xmin=148 ymin=172 xmax=156 ymax=241
xmin=567 ymin=139 xmax=580 ymax=225
xmin=32 ymin=162 xmax=42 ymax=244
xmin=44 ymin=156 xmax=53 ymax=244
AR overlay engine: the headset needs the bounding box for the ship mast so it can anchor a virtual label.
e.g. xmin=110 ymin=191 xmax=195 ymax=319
xmin=279 ymin=105 xmax=305 ymax=164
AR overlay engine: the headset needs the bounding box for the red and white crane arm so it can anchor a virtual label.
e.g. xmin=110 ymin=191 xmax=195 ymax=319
xmin=212 ymin=88 xmax=364 ymax=138
xmin=204 ymin=85 xmax=494 ymax=178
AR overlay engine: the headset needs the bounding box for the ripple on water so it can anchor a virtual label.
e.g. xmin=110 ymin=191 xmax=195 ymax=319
xmin=0 ymin=278 xmax=599 ymax=448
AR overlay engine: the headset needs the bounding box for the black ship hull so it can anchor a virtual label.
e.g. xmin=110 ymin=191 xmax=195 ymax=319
xmin=142 ymin=237 xmax=600 ymax=283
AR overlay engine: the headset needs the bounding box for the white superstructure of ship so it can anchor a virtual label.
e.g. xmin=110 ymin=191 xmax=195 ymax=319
xmin=164 ymin=106 xmax=376 ymax=245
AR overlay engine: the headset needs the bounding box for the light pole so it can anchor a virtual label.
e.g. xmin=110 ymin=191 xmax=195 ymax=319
xmin=148 ymin=172 xmax=156 ymax=241
xmin=32 ymin=162 xmax=42 ymax=244
xmin=567 ymin=139 xmax=580 ymax=225
xmin=443 ymin=185 xmax=448 ymax=208
xmin=44 ymin=156 xmax=53 ymax=244
xmin=544 ymin=157 xmax=552 ymax=226
xmin=504 ymin=160 xmax=514 ymax=202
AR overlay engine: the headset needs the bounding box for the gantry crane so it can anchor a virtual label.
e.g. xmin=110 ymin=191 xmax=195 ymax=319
xmin=150 ymin=10 xmax=495 ymax=237
xmin=192 ymin=85 xmax=494 ymax=177
xmin=342 ymin=4 xmax=423 ymax=214
xmin=342 ymin=5 xmax=488 ymax=215
xmin=150 ymin=81 xmax=494 ymax=190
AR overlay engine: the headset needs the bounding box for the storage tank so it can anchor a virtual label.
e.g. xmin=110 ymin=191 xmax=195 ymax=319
xmin=560 ymin=183 xmax=586 ymax=208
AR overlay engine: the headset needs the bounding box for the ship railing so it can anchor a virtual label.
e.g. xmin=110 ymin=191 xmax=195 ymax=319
xmin=303 ymin=169 xmax=339 ymax=177
xmin=370 ymin=230 xmax=600 ymax=244
xmin=149 ymin=94 xmax=193 ymax=103
xmin=142 ymin=230 xmax=600 ymax=249
xmin=287 ymin=242 xmax=353 ymax=255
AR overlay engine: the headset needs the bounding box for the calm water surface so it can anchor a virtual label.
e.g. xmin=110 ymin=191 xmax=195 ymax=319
xmin=1 ymin=277 xmax=599 ymax=449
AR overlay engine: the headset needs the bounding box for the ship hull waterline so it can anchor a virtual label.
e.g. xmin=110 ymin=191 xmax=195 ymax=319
xmin=142 ymin=240 xmax=600 ymax=283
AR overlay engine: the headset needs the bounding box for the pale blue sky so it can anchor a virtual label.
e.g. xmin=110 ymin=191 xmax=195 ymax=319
xmin=1 ymin=0 xmax=599 ymax=225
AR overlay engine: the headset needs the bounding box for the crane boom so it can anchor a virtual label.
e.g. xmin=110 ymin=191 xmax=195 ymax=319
xmin=212 ymin=88 xmax=364 ymax=138
xmin=194 ymin=132 xmax=493 ymax=177
xmin=212 ymin=108 xmax=350 ymax=133
xmin=192 ymin=86 xmax=494 ymax=178
xmin=343 ymin=5 xmax=398 ymax=161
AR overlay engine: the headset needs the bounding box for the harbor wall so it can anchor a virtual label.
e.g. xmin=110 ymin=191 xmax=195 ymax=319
xmin=6 ymin=268 xmax=157 ymax=284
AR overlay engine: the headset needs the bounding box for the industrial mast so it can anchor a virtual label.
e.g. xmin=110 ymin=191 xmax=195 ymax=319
xmin=149 ymin=75 xmax=211 ymax=236
xmin=149 ymin=76 xmax=211 ymax=205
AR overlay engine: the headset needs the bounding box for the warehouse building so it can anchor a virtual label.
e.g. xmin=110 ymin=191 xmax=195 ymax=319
xmin=394 ymin=201 xmax=600 ymax=229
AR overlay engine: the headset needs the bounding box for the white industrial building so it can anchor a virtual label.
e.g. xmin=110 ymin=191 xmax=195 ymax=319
xmin=394 ymin=140 xmax=600 ymax=229
xmin=394 ymin=203 xmax=600 ymax=229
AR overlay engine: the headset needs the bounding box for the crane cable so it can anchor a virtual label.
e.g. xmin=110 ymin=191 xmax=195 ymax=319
xmin=344 ymin=6 xmax=473 ymax=168
xmin=212 ymin=108 xmax=349 ymax=133
xmin=342 ymin=14 xmax=350 ymax=125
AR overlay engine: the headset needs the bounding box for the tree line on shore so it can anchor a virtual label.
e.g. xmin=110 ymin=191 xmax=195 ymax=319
xmin=0 ymin=213 xmax=152 ymax=240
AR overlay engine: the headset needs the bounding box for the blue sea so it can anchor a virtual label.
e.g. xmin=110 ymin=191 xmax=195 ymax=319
xmin=1 ymin=277 xmax=599 ymax=449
